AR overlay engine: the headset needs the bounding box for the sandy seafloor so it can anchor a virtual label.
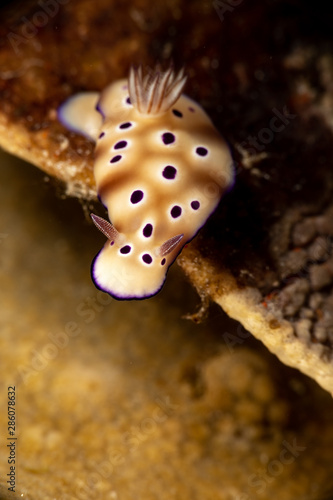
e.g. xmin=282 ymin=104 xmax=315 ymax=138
xmin=1 ymin=148 xmax=333 ymax=500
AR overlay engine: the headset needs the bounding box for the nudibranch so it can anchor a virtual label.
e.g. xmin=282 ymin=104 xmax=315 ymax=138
xmin=58 ymin=65 xmax=233 ymax=299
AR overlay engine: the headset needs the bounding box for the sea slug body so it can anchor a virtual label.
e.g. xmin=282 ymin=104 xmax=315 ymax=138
xmin=58 ymin=64 xmax=233 ymax=299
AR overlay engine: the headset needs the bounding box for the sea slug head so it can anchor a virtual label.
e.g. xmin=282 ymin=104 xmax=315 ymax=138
xmin=90 ymin=214 xmax=184 ymax=299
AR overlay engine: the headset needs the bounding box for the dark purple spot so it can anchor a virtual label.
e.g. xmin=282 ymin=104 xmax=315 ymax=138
xmin=191 ymin=200 xmax=200 ymax=210
xmin=162 ymin=165 xmax=177 ymax=180
xmin=142 ymin=253 xmax=152 ymax=264
xmin=172 ymin=109 xmax=183 ymax=118
xmin=130 ymin=190 xmax=144 ymax=204
xmin=196 ymin=147 xmax=208 ymax=156
xmin=162 ymin=132 xmax=175 ymax=145
xmin=120 ymin=245 xmax=131 ymax=254
xmin=171 ymin=205 xmax=182 ymax=218
xmin=98 ymin=132 xmax=105 ymax=139
xmin=110 ymin=155 xmax=122 ymax=163
xmin=126 ymin=96 xmax=131 ymax=104
xmin=119 ymin=122 xmax=132 ymax=129
xmin=143 ymin=224 xmax=153 ymax=238
xmin=110 ymin=241 xmax=115 ymax=246
xmin=114 ymin=140 xmax=127 ymax=150
xmin=161 ymin=258 xmax=166 ymax=266
xmin=189 ymin=107 xmax=195 ymax=112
